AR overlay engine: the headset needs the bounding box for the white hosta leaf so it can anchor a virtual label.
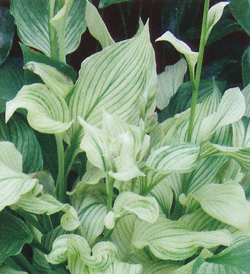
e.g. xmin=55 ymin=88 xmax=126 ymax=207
xmin=200 ymin=141 xmax=250 ymax=172
xmin=108 ymin=155 xmax=145 ymax=181
xmin=10 ymin=0 xmax=86 ymax=57
xmin=156 ymin=31 xmax=198 ymax=75
xmin=68 ymin=22 xmax=156 ymax=140
xmin=104 ymin=192 xmax=159 ymax=229
xmin=0 ymin=141 xmax=22 ymax=172
xmin=243 ymin=83 xmax=250 ymax=117
xmin=24 ymin=62 xmax=74 ymax=98
xmin=46 ymin=235 xmax=118 ymax=272
xmin=0 ymin=163 xmax=38 ymax=211
xmin=81 ymin=161 xmax=106 ymax=185
xmin=79 ymin=117 xmax=110 ymax=171
xmin=143 ymin=261 xmax=180 ymax=274
xmin=16 ymin=194 xmax=80 ymax=231
xmin=6 ymin=84 xmax=73 ymax=134
xmin=86 ymin=1 xmax=115 ymax=48
xmin=89 ymin=260 xmax=142 ymax=274
xmin=200 ymin=87 xmax=246 ymax=142
xmin=146 ymin=143 xmax=200 ymax=173
xmin=191 ymin=183 xmax=250 ymax=231
xmin=132 ymin=217 xmax=233 ymax=261
xmin=206 ymin=2 xmax=230 ymax=43
xmin=156 ymin=58 xmax=187 ymax=110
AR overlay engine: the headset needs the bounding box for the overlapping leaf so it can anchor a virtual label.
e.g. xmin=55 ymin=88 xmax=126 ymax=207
xmin=6 ymin=83 xmax=73 ymax=134
xmin=132 ymin=217 xmax=233 ymax=261
xmin=104 ymin=192 xmax=159 ymax=229
xmin=68 ymin=22 xmax=156 ymax=140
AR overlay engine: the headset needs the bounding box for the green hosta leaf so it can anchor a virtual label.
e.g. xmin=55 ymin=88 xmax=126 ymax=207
xmin=132 ymin=216 xmax=233 ymax=261
xmin=190 ymin=183 xmax=250 ymax=231
xmin=5 ymin=83 xmax=73 ymax=134
xmin=0 ymin=113 xmax=43 ymax=174
xmin=0 ymin=7 xmax=15 ymax=65
xmin=156 ymin=31 xmax=198 ymax=75
xmin=86 ymin=1 xmax=115 ymax=48
xmin=91 ymin=261 xmax=142 ymax=274
xmin=0 ymin=267 xmax=28 ymax=274
xmin=0 ymin=58 xmax=24 ymax=113
xmin=156 ymin=58 xmax=187 ymax=110
xmin=230 ymin=0 xmax=250 ymax=37
xmin=104 ymin=192 xmax=159 ymax=229
xmin=242 ymin=46 xmax=250 ymax=87
xmin=81 ymin=161 xmax=106 ymax=185
xmin=11 ymin=0 xmax=86 ymax=58
xmin=193 ymin=236 xmax=250 ymax=273
xmin=15 ymin=193 xmax=80 ymax=231
xmin=68 ymin=22 xmax=156 ymax=140
xmin=0 ymin=144 xmax=38 ymax=211
xmin=24 ymin=62 xmax=74 ymax=98
xmin=205 ymin=2 xmax=229 ymax=43
xmin=146 ymin=143 xmax=200 ymax=174
xmin=199 ymin=87 xmax=245 ymax=142
xmin=0 ymin=210 xmax=33 ymax=265
xmin=200 ymin=141 xmax=250 ymax=172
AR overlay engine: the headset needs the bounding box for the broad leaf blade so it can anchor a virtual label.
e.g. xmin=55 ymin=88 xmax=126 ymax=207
xmin=0 ymin=113 xmax=43 ymax=174
xmin=0 ymin=211 xmax=33 ymax=265
xmin=6 ymin=83 xmax=73 ymax=134
xmin=192 ymin=183 xmax=250 ymax=232
xmin=68 ymin=22 xmax=156 ymax=141
xmin=132 ymin=217 xmax=233 ymax=261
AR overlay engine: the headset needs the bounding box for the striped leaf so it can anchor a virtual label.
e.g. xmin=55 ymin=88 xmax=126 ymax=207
xmin=132 ymin=217 xmax=233 ymax=261
xmin=200 ymin=141 xmax=250 ymax=172
xmin=16 ymin=193 xmax=80 ymax=231
xmin=191 ymin=183 xmax=250 ymax=231
xmin=0 ymin=211 xmax=33 ymax=265
xmin=86 ymin=1 xmax=115 ymax=48
xmin=68 ymin=22 xmax=156 ymax=141
xmin=193 ymin=236 xmax=250 ymax=274
xmin=10 ymin=0 xmax=86 ymax=58
xmin=0 ymin=113 xmax=43 ymax=174
xmin=146 ymin=143 xmax=200 ymax=174
xmin=0 ymin=142 xmax=38 ymax=211
xmin=6 ymin=83 xmax=73 ymax=134
xmin=104 ymin=192 xmax=159 ymax=229
xmin=156 ymin=31 xmax=198 ymax=75
xmin=156 ymin=58 xmax=187 ymax=110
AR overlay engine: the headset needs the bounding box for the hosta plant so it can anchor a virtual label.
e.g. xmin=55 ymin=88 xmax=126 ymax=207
xmin=1 ymin=0 xmax=250 ymax=273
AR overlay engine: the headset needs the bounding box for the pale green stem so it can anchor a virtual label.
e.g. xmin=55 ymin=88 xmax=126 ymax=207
xmin=106 ymin=173 xmax=114 ymax=213
xmin=49 ymin=0 xmax=58 ymax=60
xmin=55 ymin=133 xmax=67 ymax=203
xmin=187 ymin=0 xmax=210 ymax=142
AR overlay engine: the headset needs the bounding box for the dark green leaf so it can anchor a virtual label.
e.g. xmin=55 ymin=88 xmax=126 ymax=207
xmin=0 ymin=7 xmax=15 ymax=65
xmin=0 ymin=113 xmax=43 ymax=174
xmin=0 ymin=58 xmax=24 ymax=113
xmin=242 ymin=46 xmax=250 ymax=87
xmin=192 ymin=236 xmax=250 ymax=273
xmin=0 ymin=210 xmax=33 ymax=265
xmin=34 ymin=132 xmax=58 ymax=181
xmin=161 ymin=0 xmax=202 ymax=37
xmin=230 ymin=0 xmax=250 ymax=36
xmin=20 ymin=44 xmax=77 ymax=85
xmin=98 ymin=0 xmax=131 ymax=9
